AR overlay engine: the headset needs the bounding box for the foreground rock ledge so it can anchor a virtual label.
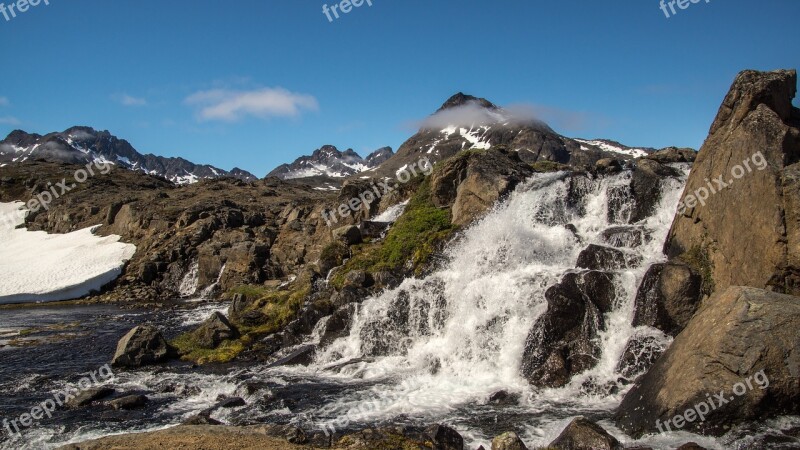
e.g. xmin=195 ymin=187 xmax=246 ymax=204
xmin=616 ymin=286 xmax=800 ymax=437
xmin=56 ymin=425 xmax=312 ymax=450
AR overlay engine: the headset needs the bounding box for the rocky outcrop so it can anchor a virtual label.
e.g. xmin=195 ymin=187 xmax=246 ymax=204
xmin=548 ymin=417 xmax=622 ymax=450
xmin=521 ymin=271 xmax=615 ymax=387
xmin=576 ymin=245 xmax=642 ymax=271
xmin=111 ymin=325 xmax=175 ymax=368
xmin=430 ymin=148 xmax=533 ymax=226
xmin=665 ymin=69 xmax=800 ymax=295
xmin=616 ymin=286 xmax=800 ymax=437
xmin=632 ymin=262 xmax=704 ymax=336
xmin=192 ymin=312 xmax=239 ymax=349
xmin=645 ymin=147 xmax=697 ymax=164
xmin=630 ymin=159 xmax=681 ymax=223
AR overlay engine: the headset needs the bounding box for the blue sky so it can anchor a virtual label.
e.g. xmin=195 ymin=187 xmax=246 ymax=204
xmin=0 ymin=0 xmax=798 ymax=176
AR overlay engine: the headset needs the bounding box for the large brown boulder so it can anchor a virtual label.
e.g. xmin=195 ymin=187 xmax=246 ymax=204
xmin=665 ymin=69 xmax=800 ymax=295
xmin=430 ymin=148 xmax=533 ymax=226
xmin=616 ymin=287 xmax=800 ymax=437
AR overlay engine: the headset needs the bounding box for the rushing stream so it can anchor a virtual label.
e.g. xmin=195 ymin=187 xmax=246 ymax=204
xmin=2 ymin=169 xmax=799 ymax=449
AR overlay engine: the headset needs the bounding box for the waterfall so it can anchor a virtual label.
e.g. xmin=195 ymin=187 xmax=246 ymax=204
xmin=284 ymin=168 xmax=689 ymax=444
xmin=178 ymin=260 xmax=199 ymax=298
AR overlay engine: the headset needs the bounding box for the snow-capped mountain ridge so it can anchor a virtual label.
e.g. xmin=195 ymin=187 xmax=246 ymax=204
xmin=0 ymin=127 xmax=257 ymax=185
xmin=267 ymin=145 xmax=394 ymax=180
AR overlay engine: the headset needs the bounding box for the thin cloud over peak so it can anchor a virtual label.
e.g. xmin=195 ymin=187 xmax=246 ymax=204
xmin=113 ymin=93 xmax=147 ymax=107
xmin=185 ymin=87 xmax=319 ymax=122
xmin=0 ymin=116 xmax=21 ymax=126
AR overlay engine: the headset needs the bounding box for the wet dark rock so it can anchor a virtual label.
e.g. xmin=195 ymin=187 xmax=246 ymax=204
xmin=359 ymin=221 xmax=389 ymax=239
xmin=66 ymin=387 xmax=115 ymax=408
xmin=521 ymin=272 xmax=612 ymax=388
xmin=267 ymin=344 xmax=316 ymax=367
xmin=487 ymin=390 xmax=520 ymax=405
xmin=182 ymin=411 xmax=222 ymax=425
xmin=216 ymin=396 xmax=246 ymax=408
xmin=108 ymin=394 xmax=148 ymax=410
xmin=330 ymin=286 xmax=370 ymax=308
xmin=373 ymin=271 xmax=401 ymax=289
xmin=319 ymin=304 xmax=357 ymax=346
xmin=615 ymin=333 xmax=666 ymax=381
xmin=112 ymin=325 xmax=176 ymax=368
xmin=677 ymin=443 xmax=707 ymax=450
xmin=549 ymin=416 xmax=622 ymax=450
xmin=632 ymin=262 xmax=703 ymax=336
xmin=424 ymin=424 xmax=464 ymax=450
xmin=630 ymin=159 xmax=680 ymax=223
xmin=601 ymin=226 xmax=652 ymax=249
xmin=491 ymin=431 xmax=528 ymax=450
xmin=577 ymin=245 xmax=642 ymax=271
xmin=193 ymin=312 xmax=239 ymax=349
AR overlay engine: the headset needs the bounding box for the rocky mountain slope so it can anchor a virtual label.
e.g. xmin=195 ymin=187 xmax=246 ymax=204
xmin=0 ymin=126 xmax=257 ymax=184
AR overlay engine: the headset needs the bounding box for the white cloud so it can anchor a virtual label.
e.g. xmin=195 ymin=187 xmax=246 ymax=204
xmin=0 ymin=116 xmax=21 ymax=126
xmin=415 ymin=100 xmax=598 ymax=133
xmin=0 ymin=97 xmax=8 ymax=107
xmin=113 ymin=94 xmax=147 ymax=107
xmin=185 ymin=87 xmax=319 ymax=122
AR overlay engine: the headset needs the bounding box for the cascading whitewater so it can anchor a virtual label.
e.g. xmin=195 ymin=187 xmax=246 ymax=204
xmin=288 ymin=168 xmax=688 ymax=443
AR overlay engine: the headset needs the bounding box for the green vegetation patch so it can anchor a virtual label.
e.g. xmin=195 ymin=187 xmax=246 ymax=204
xmin=331 ymin=177 xmax=456 ymax=288
xmin=530 ymin=160 xmax=570 ymax=173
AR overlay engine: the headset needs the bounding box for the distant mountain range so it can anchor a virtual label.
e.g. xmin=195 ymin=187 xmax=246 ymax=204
xmin=266 ymin=145 xmax=394 ymax=180
xmin=0 ymin=94 xmax=670 ymax=188
xmin=0 ymin=127 xmax=257 ymax=184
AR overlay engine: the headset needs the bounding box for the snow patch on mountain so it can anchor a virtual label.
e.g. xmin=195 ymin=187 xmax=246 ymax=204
xmin=0 ymin=202 xmax=136 ymax=304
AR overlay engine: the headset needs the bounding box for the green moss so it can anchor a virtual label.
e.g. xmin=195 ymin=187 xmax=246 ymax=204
xmin=681 ymin=244 xmax=715 ymax=295
xmin=320 ymin=241 xmax=350 ymax=267
xmin=176 ymin=279 xmax=312 ymax=364
xmin=330 ymin=178 xmax=456 ymax=288
xmin=530 ymin=160 xmax=570 ymax=173
xmin=171 ymin=332 xmax=249 ymax=364
xmin=226 ymin=284 xmax=271 ymax=300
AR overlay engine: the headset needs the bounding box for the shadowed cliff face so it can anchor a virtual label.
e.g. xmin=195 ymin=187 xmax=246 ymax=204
xmin=665 ymin=69 xmax=800 ymax=295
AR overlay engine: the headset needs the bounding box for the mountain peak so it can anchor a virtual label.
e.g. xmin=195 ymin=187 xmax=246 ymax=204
xmin=438 ymin=93 xmax=497 ymax=112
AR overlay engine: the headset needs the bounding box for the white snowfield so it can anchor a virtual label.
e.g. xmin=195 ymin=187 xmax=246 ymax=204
xmin=0 ymin=202 xmax=136 ymax=304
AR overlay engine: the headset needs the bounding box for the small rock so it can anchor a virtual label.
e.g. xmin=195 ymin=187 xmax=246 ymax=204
xmin=549 ymin=417 xmax=622 ymax=450
xmin=334 ymin=225 xmax=362 ymax=246
xmin=109 ymin=394 xmax=148 ymax=410
xmin=216 ymin=396 xmax=246 ymax=408
xmin=491 ymin=431 xmax=528 ymax=450
xmin=66 ymin=387 xmax=115 ymax=408
xmin=424 ymin=424 xmax=464 ymax=450
xmin=677 ymin=444 xmax=707 ymax=450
